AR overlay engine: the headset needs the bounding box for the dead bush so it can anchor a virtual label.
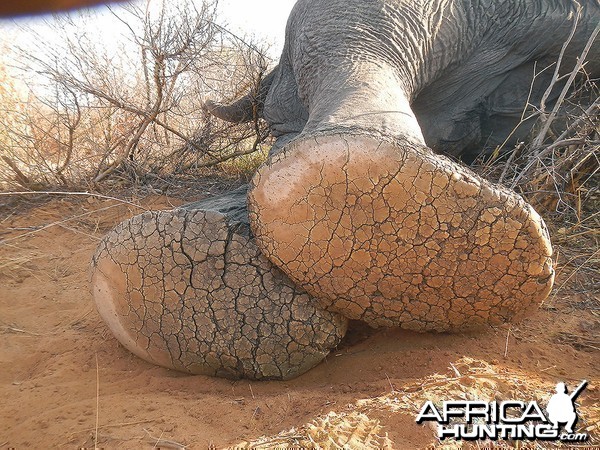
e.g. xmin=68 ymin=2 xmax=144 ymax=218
xmin=0 ymin=0 xmax=270 ymax=190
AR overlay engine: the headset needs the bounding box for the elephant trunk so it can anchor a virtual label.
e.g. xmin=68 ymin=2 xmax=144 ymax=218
xmin=203 ymin=97 xmax=255 ymax=124
xmin=203 ymin=69 xmax=276 ymax=124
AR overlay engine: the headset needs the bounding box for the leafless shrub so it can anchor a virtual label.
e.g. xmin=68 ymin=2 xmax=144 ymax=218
xmin=0 ymin=0 xmax=270 ymax=190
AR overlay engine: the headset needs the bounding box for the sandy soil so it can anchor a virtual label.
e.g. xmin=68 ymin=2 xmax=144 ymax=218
xmin=0 ymin=191 xmax=598 ymax=449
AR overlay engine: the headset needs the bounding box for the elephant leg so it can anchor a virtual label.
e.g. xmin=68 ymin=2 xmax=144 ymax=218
xmin=414 ymin=57 xmax=587 ymax=162
xmin=480 ymin=61 xmax=600 ymax=157
xmin=90 ymin=186 xmax=348 ymax=380
xmin=248 ymin=57 xmax=554 ymax=331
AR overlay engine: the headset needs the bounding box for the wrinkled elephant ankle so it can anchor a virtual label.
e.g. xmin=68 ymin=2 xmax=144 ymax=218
xmin=90 ymin=187 xmax=348 ymax=380
xmin=248 ymin=133 xmax=554 ymax=331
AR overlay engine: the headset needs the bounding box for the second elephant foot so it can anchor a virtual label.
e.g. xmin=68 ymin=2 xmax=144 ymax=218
xmin=248 ymin=133 xmax=555 ymax=331
xmin=90 ymin=189 xmax=348 ymax=380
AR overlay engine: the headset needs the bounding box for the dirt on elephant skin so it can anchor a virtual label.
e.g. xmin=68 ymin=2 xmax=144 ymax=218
xmin=0 ymin=192 xmax=598 ymax=449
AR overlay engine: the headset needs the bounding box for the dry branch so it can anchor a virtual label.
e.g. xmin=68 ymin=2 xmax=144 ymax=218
xmin=1 ymin=0 xmax=270 ymax=189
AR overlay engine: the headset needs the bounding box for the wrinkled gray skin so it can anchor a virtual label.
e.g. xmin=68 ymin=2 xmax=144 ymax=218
xmin=205 ymin=0 xmax=600 ymax=162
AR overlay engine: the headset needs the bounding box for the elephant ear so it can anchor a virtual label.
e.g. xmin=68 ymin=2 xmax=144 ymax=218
xmin=203 ymin=68 xmax=277 ymax=123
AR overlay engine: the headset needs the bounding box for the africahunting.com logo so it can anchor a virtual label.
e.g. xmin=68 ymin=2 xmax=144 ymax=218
xmin=416 ymin=380 xmax=590 ymax=443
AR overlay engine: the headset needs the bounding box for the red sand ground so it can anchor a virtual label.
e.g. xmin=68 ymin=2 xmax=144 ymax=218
xmin=0 ymin=193 xmax=598 ymax=449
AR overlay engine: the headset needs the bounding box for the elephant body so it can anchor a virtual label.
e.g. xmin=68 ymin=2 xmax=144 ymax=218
xmin=93 ymin=0 xmax=597 ymax=379
xmin=210 ymin=0 xmax=599 ymax=160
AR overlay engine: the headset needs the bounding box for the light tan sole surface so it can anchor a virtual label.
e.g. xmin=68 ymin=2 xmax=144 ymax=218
xmin=249 ymin=133 xmax=554 ymax=331
xmin=91 ymin=208 xmax=348 ymax=380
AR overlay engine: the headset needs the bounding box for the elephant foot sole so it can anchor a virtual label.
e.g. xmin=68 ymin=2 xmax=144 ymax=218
xmin=90 ymin=207 xmax=347 ymax=380
xmin=248 ymin=133 xmax=555 ymax=331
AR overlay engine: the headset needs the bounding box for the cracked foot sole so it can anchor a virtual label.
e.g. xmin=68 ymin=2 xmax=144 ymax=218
xmin=90 ymin=203 xmax=348 ymax=380
xmin=248 ymin=133 xmax=554 ymax=331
